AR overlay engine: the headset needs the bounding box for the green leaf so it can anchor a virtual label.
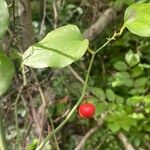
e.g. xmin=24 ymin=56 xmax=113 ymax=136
xmin=107 ymin=123 xmax=121 ymax=133
xmin=129 ymin=87 xmax=146 ymax=95
xmin=90 ymin=87 xmax=106 ymax=101
xmin=125 ymin=50 xmax=140 ymax=67
xmin=133 ymin=138 xmax=141 ymax=147
xmin=55 ymin=103 xmax=67 ymax=115
xmin=131 ymin=113 xmax=145 ymax=119
xmin=93 ymin=101 xmax=107 ymax=117
xmin=131 ymin=66 xmax=143 ymax=78
xmin=115 ymin=95 xmax=124 ymax=103
xmin=22 ymin=25 xmax=89 ymax=68
xmin=134 ymin=77 xmax=148 ymax=87
xmin=144 ymin=96 xmax=150 ymax=104
xmin=113 ymin=61 xmax=128 ymax=71
xmin=121 ymin=116 xmax=137 ymax=131
xmin=0 ymin=53 xmax=15 ymax=96
xmin=26 ymin=139 xmax=39 ymax=150
xmin=112 ymin=72 xmax=134 ymax=87
xmin=0 ymin=0 xmax=9 ymax=39
xmin=126 ymin=96 xmax=142 ymax=105
xmin=106 ymin=89 xmax=116 ymax=102
xmin=124 ymin=3 xmax=150 ymax=37
xmin=106 ymin=112 xmax=137 ymax=133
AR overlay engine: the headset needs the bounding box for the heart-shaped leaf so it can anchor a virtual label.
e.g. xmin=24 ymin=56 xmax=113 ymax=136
xmin=0 ymin=0 xmax=9 ymax=39
xmin=0 ymin=53 xmax=15 ymax=96
xmin=124 ymin=3 xmax=150 ymax=37
xmin=22 ymin=25 xmax=89 ymax=68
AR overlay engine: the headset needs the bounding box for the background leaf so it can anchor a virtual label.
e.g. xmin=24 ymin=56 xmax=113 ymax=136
xmin=23 ymin=25 xmax=89 ymax=68
xmin=90 ymin=87 xmax=106 ymax=101
xmin=125 ymin=50 xmax=140 ymax=67
xmin=0 ymin=53 xmax=15 ymax=96
xmin=106 ymin=89 xmax=116 ymax=102
xmin=112 ymin=72 xmax=134 ymax=87
xmin=0 ymin=0 xmax=9 ymax=39
xmin=124 ymin=3 xmax=150 ymax=37
xmin=113 ymin=61 xmax=128 ymax=71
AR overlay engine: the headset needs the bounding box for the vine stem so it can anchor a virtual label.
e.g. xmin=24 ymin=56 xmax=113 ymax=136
xmin=15 ymin=86 xmax=23 ymax=150
xmin=36 ymin=25 xmax=125 ymax=150
xmin=36 ymin=52 xmax=95 ymax=150
xmin=0 ymin=112 xmax=8 ymax=150
xmin=49 ymin=117 xmax=60 ymax=150
xmin=14 ymin=66 xmax=27 ymax=149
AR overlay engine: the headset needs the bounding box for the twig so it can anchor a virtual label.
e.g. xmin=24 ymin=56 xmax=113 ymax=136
xmin=53 ymin=109 xmax=70 ymax=123
xmin=94 ymin=134 xmax=108 ymax=150
xmin=38 ymin=0 xmax=47 ymax=39
xmin=27 ymin=90 xmax=41 ymax=137
xmin=0 ymin=111 xmax=8 ymax=150
xmin=53 ymin=0 xmax=58 ymax=29
xmin=144 ymin=140 xmax=150 ymax=149
xmin=100 ymin=56 xmax=106 ymax=74
xmin=14 ymin=63 xmax=27 ymax=149
xmin=31 ymin=69 xmax=46 ymax=107
xmin=75 ymin=112 xmax=108 ymax=150
xmin=20 ymin=95 xmax=33 ymax=143
xmin=117 ymin=132 xmax=135 ymax=150
xmin=14 ymin=86 xmax=24 ymax=150
xmin=83 ymin=8 xmax=116 ymax=40
xmin=50 ymin=118 xmax=60 ymax=150
xmin=68 ymin=66 xmax=85 ymax=84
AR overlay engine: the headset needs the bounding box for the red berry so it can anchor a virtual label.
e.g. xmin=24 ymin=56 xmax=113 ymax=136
xmin=79 ymin=103 xmax=95 ymax=119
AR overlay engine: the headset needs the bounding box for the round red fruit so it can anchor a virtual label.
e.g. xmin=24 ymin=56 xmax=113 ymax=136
xmin=79 ymin=103 xmax=95 ymax=119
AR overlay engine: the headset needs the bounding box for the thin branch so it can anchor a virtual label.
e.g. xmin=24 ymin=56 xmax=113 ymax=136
xmin=53 ymin=109 xmax=70 ymax=123
xmin=68 ymin=66 xmax=85 ymax=84
xmin=14 ymin=86 xmax=24 ymax=150
xmin=20 ymin=95 xmax=33 ymax=144
xmin=31 ymin=69 xmax=46 ymax=107
xmin=27 ymin=90 xmax=41 ymax=137
xmin=144 ymin=140 xmax=150 ymax=149
xmin=53 ymin=0 xmax=58 ymax=29
xmin=38 ymin=0 xmax=47 ymax=39
xmin=50 ymin=118 xmax=60 ymax=150
xmin=75 ymin=112 xmax=108 ymax=150
xmin=83 ymin=8 xmax=116 ymax=40
xmin=0 ymin=112 xmax=8 ymax=150
xmin=117 ymin=132 xmax=135 ymax=150
xmin=14 ymin=63 xmax=27 ymax=149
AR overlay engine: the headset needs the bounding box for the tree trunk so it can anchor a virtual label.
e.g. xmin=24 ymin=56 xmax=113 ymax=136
xmin=17 ymin=0 xmax=34 ymax=50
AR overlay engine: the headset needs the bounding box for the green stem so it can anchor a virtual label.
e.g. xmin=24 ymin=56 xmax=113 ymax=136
xmin=36 ymin=53 xmax=95 ymax=150
xmin=49 ymin=118 xmax=60 ymax=150
xmin=0 ymin=112 xmax=8 ymax=150
xmin=15 ymin=87 xmax=23 ymax=150
xmin=36 ymin=25 xmax=126 ymax=150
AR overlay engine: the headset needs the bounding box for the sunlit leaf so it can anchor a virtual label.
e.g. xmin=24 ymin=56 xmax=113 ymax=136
xmin=106 ymin=89 xmax=116 ymax=102
xmin=0 ymin=53 xmax=15 ymax=96
xmin=113 ymin=61 xmax=128 ymax=71
xmin=23 ymin=25 xmax=89 ymax=68
xmin=125 ymin=50 xmax=140 ymax=67
xmin=0 ymin=0 xmax=9 ymax=39
xmin=124 ymin=3 xmax=150 ymax=37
